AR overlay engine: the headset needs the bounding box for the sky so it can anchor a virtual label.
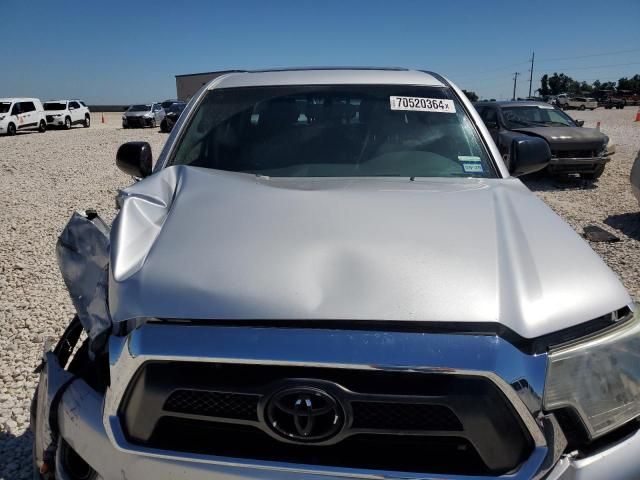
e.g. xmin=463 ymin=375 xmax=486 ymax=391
xmin=1 ymin=0 xmax=639 ymax=104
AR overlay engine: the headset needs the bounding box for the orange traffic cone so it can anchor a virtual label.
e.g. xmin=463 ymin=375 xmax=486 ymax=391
xmin=101 ymin=113 xmax=105 ymax=124
xmin=635 ymin=108 xmax=640 ymax=122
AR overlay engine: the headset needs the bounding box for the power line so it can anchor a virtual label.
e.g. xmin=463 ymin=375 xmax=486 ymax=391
xmin=535 ymin=61 xmax=640 ymax=71
xmin=538 ymin=48 xmax=640 ymax=62
xmin=452 ymin=49 xmax=640 ymax=83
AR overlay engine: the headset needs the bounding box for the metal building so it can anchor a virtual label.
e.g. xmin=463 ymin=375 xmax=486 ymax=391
xmin=175 ymin=70 xmax=244 ymax=102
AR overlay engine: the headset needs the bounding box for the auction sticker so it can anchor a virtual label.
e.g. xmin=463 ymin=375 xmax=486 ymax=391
xmin=390 ymin=96 xmax=456 ymax=113
xmin=462 ymin=163 xmax=483 ymax=173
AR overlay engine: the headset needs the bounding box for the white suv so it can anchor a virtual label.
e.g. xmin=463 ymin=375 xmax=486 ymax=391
xmin=43 ymin=100 xmax=91 ymax=129
xmin=0 ymin=98 xmax=47 ymax=135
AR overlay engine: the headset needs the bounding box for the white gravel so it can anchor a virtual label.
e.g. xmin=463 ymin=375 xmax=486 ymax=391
xmin=523 ymin=107 xmax=640 ymax=300
xmin=0 ymin=108 xmax=639 ymax=478
xmin=0 ymin=114 xmax=166 ymax=479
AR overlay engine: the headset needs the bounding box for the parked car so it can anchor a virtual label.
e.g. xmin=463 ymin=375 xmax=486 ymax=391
xmin=603 ymin=97 xmax=626 ymax=109
xmin=631 ymin=149 xmax=640 ymax=206
xmin=160 ymin=101 xmax=187 ymax=132
xmin=32 ymin=68 xmax=640 ymax=480
xmin=43 ymin=100 xmax=91 ymax=129
xmin=565 ymin=97 xmax=598 ymax=111
xmin=122 ymin=103 xmax=165 ymax=128
xmin=161 ymin=99 xmax=179 ymax=110
xmin=555 ymin=93 xmax=569 ymax=108
xmin=474 ymin=101 xmax=613 ymax=179
xmin=0 ymin=98 xmax=47 ymax=135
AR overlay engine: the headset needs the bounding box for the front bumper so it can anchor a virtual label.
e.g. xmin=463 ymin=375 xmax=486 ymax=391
xmin=56 ymin=377 xmax=640 ymax=480
xmin=46 ymin=115 xmax=65 ymax=126
xmin=123 ymin=116 xmax=152 ymax=128
xmin=43 ymin=323 xmax=639 ymax=480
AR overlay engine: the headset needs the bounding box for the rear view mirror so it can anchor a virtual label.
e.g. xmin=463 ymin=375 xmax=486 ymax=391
xmin=575 ymin=120 xmax=584 ymax=127
xmin=509 ymin=136 xmax=550 ymax=177
xmin=116 ymin=142 xmax=153 ymax=178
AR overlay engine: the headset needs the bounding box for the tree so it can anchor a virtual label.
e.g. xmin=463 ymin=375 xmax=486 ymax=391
xmin=618 ymin=75 xmax=640 ymax=93
xmin=579 ymin=81 xmax=593 ymax=93
xmin=539 ymin=74 xmax=551 ymax=96
xmin=546 ymin=73 xmax=580 ymax=95
xmin=462 ymin=89 xmax=478 ymax=102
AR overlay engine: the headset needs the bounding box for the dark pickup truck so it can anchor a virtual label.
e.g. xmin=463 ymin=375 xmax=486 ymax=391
xmin=474 ymin=101 xmax=614 ymax=179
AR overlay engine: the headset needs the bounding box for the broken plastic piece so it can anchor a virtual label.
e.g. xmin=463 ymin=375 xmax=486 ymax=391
xmin=57 ymin=210 xmax=111 ymax=354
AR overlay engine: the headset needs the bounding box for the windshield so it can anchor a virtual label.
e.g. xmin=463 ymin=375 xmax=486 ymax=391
xmin=170 ymin=85 xmax=495 ymax=178
xmin=502 ymin=105 xmax=575 ymax=128
xmin=168 ymin=103 xmax=186 ymax=114
xmin=128 ymin=104 xmax=151 ymax=112
xmin=44 ymin=102 xmax=67 ymax=111
xmin=0 ymin=102 xmax=11 ymax=114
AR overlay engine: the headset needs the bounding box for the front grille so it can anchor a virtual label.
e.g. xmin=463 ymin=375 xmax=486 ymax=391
xmin=119 ymin=362 xmax=533 ymax=475
xmin=164 ymin=390 xmax=259 ymax=420
xmin=150 ymin=418 xmax=489 ymax=475
xmin=552 ymin=149 xmax=596 ymax=159
xmin=351 ymin=401 xmax=462 ymax=431
xmin=127 ymin=117 xmax=144 ymax=127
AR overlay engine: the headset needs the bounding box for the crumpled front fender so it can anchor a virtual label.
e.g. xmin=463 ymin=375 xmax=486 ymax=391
xmin=57 ymin=210 xmax=111 ymax=354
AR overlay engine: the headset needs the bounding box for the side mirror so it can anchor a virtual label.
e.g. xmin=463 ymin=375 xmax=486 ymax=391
xmin=116 ymin=141 xmax=153 ymax=178
xmin=509 ymin=136 xmax=550 ymax=177
xmin=575 ymin=120 xmax=584 ymax=127
xmin=485 ymin=120 xmax=499 ymax=130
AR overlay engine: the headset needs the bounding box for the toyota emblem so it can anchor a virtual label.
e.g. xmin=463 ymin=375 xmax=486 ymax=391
xmin=265 ymin=386 xmax=345 ymax=443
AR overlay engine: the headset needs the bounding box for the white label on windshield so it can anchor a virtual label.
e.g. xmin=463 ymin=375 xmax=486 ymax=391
xmin=462 ymin=163 xmax=483 ymax=173
xmin=390 ymin=96 xmax=455 ymax=113
xmin=538 ymin=105 xmax=554 ymax=109
xmin=458 ymin=155 xmax=481 ymax=162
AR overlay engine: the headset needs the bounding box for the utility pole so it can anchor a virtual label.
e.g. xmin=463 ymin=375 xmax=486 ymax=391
xmin=512 ymin=72 xmax=520 ymax=100
xmin=528 ymin=52 xmax=535 ymax=98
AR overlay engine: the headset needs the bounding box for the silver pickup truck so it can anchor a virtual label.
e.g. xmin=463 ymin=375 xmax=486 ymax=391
xmin=32 ymin=68 xmax=640 ymax=480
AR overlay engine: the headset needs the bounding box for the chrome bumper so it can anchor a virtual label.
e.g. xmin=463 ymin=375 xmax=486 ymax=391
xmin=549 ymin=156 xmax=609 ymax=165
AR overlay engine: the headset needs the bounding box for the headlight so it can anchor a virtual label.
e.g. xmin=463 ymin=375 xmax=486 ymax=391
xmin=0 ymin=115 xmax=5 ymax=121
xmin=544 ymin=307 xmax=640 ymax=439
xmin=144 ymin=113 xmax=153 ymax=118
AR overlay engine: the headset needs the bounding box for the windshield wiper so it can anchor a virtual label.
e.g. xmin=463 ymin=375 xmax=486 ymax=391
xmin=509 ymin=119 xmax=548 ymax=127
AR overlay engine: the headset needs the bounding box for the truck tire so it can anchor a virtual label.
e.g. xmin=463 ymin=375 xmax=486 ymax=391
xmin=7 ymin=123 xmax=16 ymax=136
xmin=580 ymin=164 xmax=606 ymax=180
xmin=38 ymin=120 xmax=47 ymax=133
xmin=65 ymin=117 xmax=71 ymax=130
xmin=579 ymin=105 xmax=586 ymax=111
xmin=84 ymin=115 xmax=90 ymax=128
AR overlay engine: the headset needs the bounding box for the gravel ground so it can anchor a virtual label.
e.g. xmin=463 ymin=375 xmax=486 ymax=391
xmin=0 ymin=108 xmax=639 ymax=478
xmin=0 ymin=113 xmax=166 ymax=479
xmin=523 ymin=107 xmax=640 ymax=300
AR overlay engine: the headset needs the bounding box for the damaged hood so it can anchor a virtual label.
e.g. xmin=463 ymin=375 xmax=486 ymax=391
xmin=109 ymin=166 xmax=630 ymax=339
xmin=511 ymin=126 xmax=608 ymax=150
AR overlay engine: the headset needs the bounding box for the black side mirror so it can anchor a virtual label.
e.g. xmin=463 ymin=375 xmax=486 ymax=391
xmin=575 ymin=120 xmax=584 ymax=127
xmin=486 ymin=120 xmax=499 ymax=130
xmin=116 ymin=141 xmax=153 ymax=178
xmin=509 ymin=136 xmax=550 ymax=177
